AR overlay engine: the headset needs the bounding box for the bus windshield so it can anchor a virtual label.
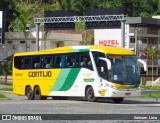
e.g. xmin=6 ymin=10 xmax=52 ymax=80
xmin=107 ymin=55 xmax=140 ymax=84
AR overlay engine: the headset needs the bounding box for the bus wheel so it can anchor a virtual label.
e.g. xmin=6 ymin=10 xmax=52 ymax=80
xmin=112 ymin=98 xmax=124 ymax=103
xmin=85 ymin=86 xmax=96 ymax=102
xmin=34 ymin=86 xmax=43 ymax=100
xmin=26 ymin=86 xmax=34 ymax=100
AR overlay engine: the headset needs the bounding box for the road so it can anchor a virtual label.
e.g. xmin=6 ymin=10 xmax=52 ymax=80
xmin=0 ymin=91 xmax=160 ymax=122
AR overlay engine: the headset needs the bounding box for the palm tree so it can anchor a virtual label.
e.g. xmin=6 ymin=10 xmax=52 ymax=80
xmin=8 ymin=10 xmax=30 ymax=52
xmin=144 ymin=45 xmax=158 ymax=86
xmin=144 ymin=45 xmax=158 ymax=59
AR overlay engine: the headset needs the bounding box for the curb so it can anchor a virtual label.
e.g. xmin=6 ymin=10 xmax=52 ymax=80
xmin=141 ymin=89 xmax=160 ymax=94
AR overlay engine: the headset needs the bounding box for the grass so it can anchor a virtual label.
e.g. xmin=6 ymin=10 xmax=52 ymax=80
xmin=141 ymin=85 xmax=160 ymax=90
xmin=0 ymin=93 xmax=7 ymax=99
xmin=141 ymin=93 xmax=160 ymax=98
xmin=141 ymin=85 xmax=160 ymax=98
xmin=0 ymin=81 xmax=12 ymax=85
xmin=0 ymin=88 xmax=13 ymax=91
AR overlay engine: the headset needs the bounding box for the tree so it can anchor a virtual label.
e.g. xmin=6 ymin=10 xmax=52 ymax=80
xmin=0 ymin=0 xmax=19 ymax=31
xmin=57 ymin=0 xmax=72 ymax=10
xmin=42 ymin=30 xmax=50 ymax=50
xmin=2 ymin=60 xmax=12 ymax=83
xmin=144 ymin=45 xmax=158 ymax=59
xmin=122 ymin=0 xmax=159 ymax=17
xmin=8 ymin=10 xmax=30 ymax=51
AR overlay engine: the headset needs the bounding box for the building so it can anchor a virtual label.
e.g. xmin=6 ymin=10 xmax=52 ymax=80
xmin=126 ymin=17 xmax=160 ymax=81
xmin=0 ymin=31 xmax=82 ymax=61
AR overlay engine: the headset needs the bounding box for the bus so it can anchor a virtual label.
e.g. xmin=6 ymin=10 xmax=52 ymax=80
xmin=12 ymin=45 xmax=147 ymax=103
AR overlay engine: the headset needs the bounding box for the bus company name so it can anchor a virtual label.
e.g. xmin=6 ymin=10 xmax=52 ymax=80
xmin=99 ymin=40 xmax=119 ymax=45
xmin=28 ymin=71 xmax=52 ymax=77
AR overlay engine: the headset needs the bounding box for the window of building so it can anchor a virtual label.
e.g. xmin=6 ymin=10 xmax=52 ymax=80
xmin=31 ymin=41 xmax=36 ymax=44
xmin=130 ymin=37 xmax=135 ymax=43
xmin=148 ymin=67 xmax=157 ymax=75
xmin=140 ymin=37 xmax=148 ymax=44
xmin=20 ymin=41 xmax=25 ymax=44
xmin=7 ymin=41 xmax=13 ymax=44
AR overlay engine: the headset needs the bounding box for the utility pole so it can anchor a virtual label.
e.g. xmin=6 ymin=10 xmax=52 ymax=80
xmin=36 ymin=23 xmax=40 ymax=51
xmin=134 ymin=29 xmax=138 ymax=55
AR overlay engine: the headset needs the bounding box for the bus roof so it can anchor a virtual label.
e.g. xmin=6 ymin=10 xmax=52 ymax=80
xmin=14 ymin=45 xmax=134 ymax=56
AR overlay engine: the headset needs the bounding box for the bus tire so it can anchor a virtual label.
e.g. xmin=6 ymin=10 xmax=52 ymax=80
xmin=112 ymin=98 xmax=124 ymax=103
xmin=85 ymin=86 xmax=96 ymax=102
xmin=34 ymin=86 xmax=46 ymax=100
xmin=26 ymin=86 xmax=34 ymax=100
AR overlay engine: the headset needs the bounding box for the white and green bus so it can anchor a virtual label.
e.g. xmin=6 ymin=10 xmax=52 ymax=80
xmin=12 ymin=45 xmax=147 ymax=103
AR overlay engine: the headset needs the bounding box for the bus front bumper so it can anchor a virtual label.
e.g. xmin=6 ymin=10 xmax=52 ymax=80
xmin=97 ymin=87 xmax=141 ymax=98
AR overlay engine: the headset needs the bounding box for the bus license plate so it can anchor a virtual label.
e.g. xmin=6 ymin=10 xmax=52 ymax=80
xmin=125 ymin=92 xmax=131 ymax=95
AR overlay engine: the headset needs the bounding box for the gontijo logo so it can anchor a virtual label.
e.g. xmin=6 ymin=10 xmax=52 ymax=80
xmin=28 ymin=71 xmax=52 ymax=77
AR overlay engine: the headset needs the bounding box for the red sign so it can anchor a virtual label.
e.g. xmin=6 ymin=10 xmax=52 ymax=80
xmin=99 ymin=40 xmax=119 ymax=45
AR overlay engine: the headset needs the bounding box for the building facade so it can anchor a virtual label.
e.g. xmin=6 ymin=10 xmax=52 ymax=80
xmin=0 ymin=31 xmax=82 ymax=61
xmin=126 ymin=17 xmax=160 ymax=81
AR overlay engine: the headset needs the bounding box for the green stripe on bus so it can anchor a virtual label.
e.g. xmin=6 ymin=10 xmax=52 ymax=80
xmin=58 ymin=68 xmax=81 ymax=91
xmin=70 ymin=49 xmax=89 ymax=53
xmin=51 ymin=69 xmax=71 ymax=91
xmin=129 ymin=84 xmax=139 ymax=88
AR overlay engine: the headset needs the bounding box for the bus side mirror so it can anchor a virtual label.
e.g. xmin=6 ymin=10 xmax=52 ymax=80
xmin=99 ymin=57 xmax=111 ymax=70
xmin=138 ymin=59 xmax=147 ymax=71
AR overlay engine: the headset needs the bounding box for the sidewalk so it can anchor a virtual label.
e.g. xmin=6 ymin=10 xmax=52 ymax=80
xmin=0 ymin=75 xmax=12 ymax=83
xmin=146 ymin=81 xmax=160 ymax=86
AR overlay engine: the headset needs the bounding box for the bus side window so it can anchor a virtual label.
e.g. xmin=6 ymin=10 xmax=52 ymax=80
xmin=66 ymin=53 xmax=76 ymax=68
xmin=14 ymin=56 xmax=23 ymax=69
xmin=41 ymin=56 xmax=45 ymax=68
xmin=24 ymin=58 xmax=32 ymax=69
xmin=44 ymin=55 xmax=53 ymax=68
xmin=60 ymin=55 xmax=65 ymax=68
xmin=54 ymin=56 xmax=61 ymax=68
xmin=80 ymin=52 xmax=93 ymax=71
xmin=66 ymin=56 xmax=72 ymax=67
xmin=33 ymin=57 xmax=40 ymax=68
xmin=92 ymin=51 xmax=105 ymax=66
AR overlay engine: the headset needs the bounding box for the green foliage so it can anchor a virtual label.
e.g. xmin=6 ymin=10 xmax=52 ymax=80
xmin=2 ymin=61 xmax=12 ymax=76
xmin=0 ymin=62 xmax=3 ymax=75
xmin=90 ymin=37 xmax=94 ymax=45
xmin=0 ymin=93 xmax=7 ymax=99
xmin=8 ymin=10 xmax=29 ymax=32
xmin=75 ymin=22 xmax=85 ymax=30
xmin=0 ymin=88 xmax=13 ymax=91
xmin=143 ymin=45 xmax=158 ymax=59
xmin=1 ymin=61 xmax=12 ymax=82
xmin=141 ymin=85 xmax=160 ymax=90
xmin=141 ymin=93 xmax=160 ymax=98
xmin=0 ymin=0 xmax=19 ymax=31
xmin=2 ymin=0 xmax=160 ymax=31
